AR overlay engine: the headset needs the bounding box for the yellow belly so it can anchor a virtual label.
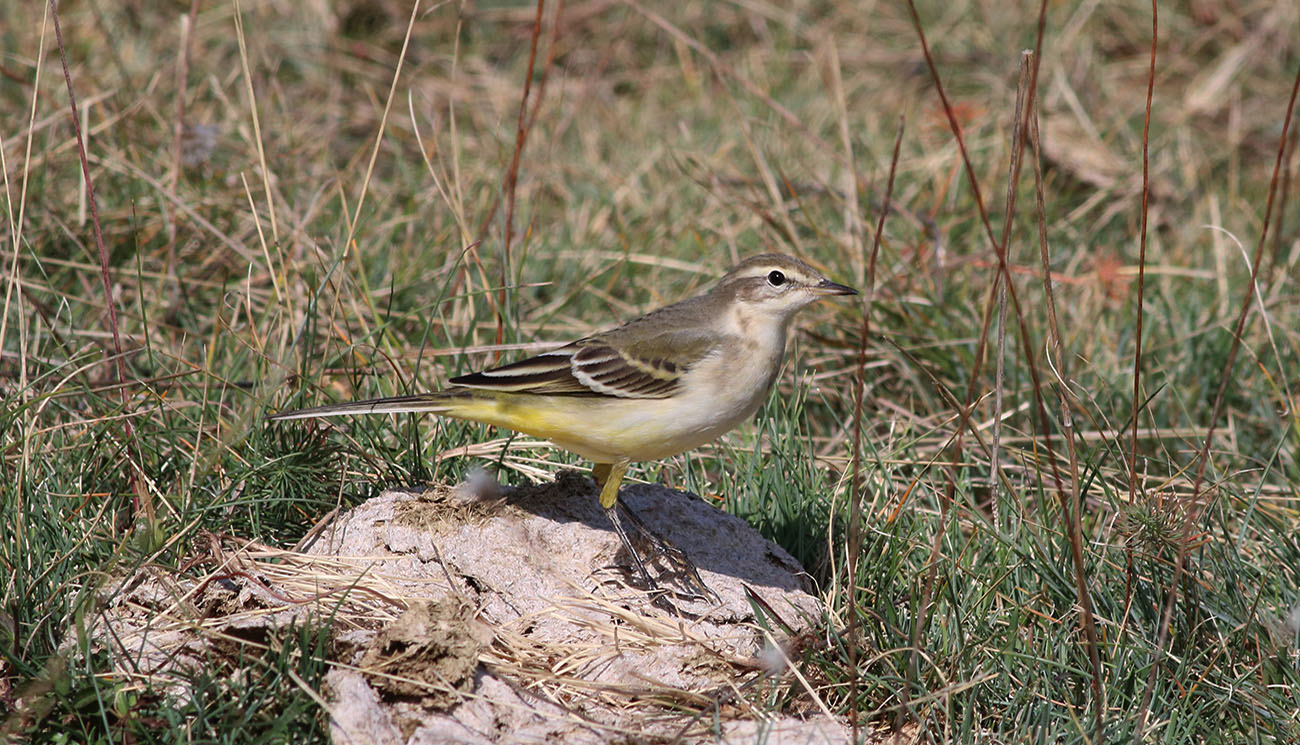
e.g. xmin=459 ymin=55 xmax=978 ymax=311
xmin=439 ymin=390 xmax=752 ymax=463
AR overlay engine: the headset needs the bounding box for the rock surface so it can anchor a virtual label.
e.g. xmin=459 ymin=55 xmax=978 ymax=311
xmin=93 ymin=472 xmax=861 ymax=743
xmin=307 ymin=472 xmax=849 ymax=744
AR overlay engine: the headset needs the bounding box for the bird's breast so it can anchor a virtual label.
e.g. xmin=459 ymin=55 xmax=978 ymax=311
xmin=692 ymin=331 xmax=785 ymax=417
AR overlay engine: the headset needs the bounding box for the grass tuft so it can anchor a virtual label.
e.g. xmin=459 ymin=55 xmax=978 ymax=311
xmin=2 ymin=0 xmax=1298 ymax=741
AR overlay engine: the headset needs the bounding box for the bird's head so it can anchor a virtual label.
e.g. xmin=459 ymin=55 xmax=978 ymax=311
xmin=714 ymin=254 xmax=857 ymax=322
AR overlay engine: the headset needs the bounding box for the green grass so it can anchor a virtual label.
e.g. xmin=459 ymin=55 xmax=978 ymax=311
xmin=3 ymin=0 xmax=1299 ymax=742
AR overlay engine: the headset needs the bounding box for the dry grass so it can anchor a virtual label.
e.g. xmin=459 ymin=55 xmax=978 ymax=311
xmin=2 ymin=0 xmax=1298 ymax=741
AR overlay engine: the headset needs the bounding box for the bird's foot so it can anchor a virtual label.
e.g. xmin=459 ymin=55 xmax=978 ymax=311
xmin=602 ymin=501 xmax=719 ymax=607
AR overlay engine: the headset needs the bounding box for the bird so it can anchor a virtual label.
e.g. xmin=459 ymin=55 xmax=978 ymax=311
xmin=269 ymin=253 xmax=857 ymax=600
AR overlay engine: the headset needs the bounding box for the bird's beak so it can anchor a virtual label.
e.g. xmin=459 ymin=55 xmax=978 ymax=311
xmin=813 ymin=278 xmax=858 ymax=296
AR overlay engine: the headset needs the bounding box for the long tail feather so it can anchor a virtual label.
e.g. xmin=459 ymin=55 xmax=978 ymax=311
xmin=267 ymin=391 xmax=470 ymax=421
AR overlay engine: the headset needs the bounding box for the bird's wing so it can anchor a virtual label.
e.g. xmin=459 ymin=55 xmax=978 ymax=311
xmin=449 ymin=327 xmax=720 ymax=399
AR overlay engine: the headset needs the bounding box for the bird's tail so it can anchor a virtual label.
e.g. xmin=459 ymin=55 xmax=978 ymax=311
xmin=267 ymin=390 xmax=474 ymax=421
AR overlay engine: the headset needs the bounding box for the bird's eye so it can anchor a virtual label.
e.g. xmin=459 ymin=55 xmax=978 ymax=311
xmin=766 ymin=270 xmax=786 ymax=287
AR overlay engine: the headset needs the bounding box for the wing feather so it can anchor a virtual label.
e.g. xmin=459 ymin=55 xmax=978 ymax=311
xmin=449 ymin=326 xmax=720 ymax=399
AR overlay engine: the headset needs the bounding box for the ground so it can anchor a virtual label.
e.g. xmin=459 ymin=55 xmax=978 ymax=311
xmin=2 ymin=1 xmax=1298 ymax=742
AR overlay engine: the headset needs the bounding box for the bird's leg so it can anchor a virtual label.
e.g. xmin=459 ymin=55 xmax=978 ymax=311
xmin=615 ymin=500 xmax=717 ymax=603
xmin=593 ymin=460 xmax=657 ymax=592
xmin=592 ymin=459 xmax=715 ymax=604
xmin=591 ymin=462 xmax=615 ymax=501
